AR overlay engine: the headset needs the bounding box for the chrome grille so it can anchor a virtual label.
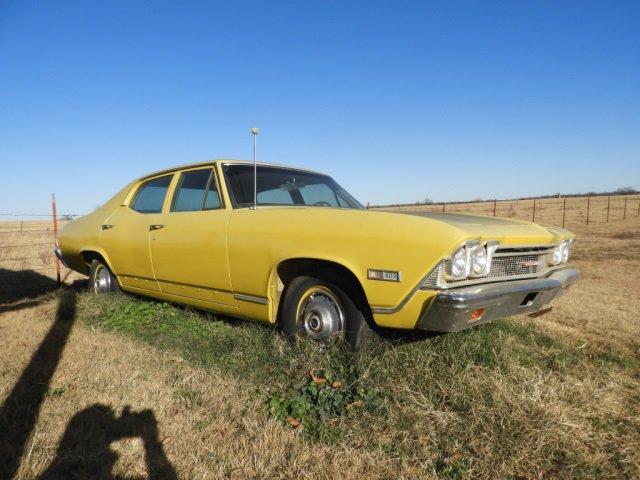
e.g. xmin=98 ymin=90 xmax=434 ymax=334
xmin=421 ymin=262 xmax=443 ymax=289
xmin=488 ymin=253 xmax=546 ymax=278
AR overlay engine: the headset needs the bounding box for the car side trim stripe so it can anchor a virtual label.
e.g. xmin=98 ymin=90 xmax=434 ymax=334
xmin=234 ymin=293 xmax=269 ymax=305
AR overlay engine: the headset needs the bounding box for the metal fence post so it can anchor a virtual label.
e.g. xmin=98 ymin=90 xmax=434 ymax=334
xmin=606 ymin=196 xmax=610 ymax=222
xmin=532 ymin=198 xmax=536 ymax=222
xmin=561 ymin=197 xmax=566 ymax=228
xmin=51 ymin=193 xmax=61 ymax=285
xmin=623 ymin=197 xmax=627 ymax=219
xmin=586 ymin=196 xmax=591 ymax=225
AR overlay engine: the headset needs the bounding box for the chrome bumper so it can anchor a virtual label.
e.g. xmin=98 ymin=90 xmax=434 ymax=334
xmin=417 ymin=268 xmax=580 ymax=332
xmin=54 ymin=246 xmax=69 ymax=268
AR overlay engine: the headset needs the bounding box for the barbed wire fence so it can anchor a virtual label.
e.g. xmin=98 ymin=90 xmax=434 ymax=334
xmin=0 ymin=194 xmax=84 ymax=302
xmin=372 ymin=193 xmax=640 ymax=227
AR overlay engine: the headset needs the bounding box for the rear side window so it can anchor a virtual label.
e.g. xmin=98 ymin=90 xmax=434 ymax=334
xmin=203 ymin=173 xmax=222 ymax=210
xmin=172 ymin=169 xmax=212 ymax=212
xmin=131 ymin=175 xmax=173 ymax=213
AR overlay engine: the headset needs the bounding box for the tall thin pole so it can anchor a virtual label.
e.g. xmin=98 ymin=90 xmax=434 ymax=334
xmin=51 ymin=193 xmax=61 ymax=285
xmin=586 ymin=196 xmax=590 ymax=225
xmin=606 ymin=196 xmax=610 ymax=222
xmin=532 ymin=198 xmax=536 ymax=222
xmin=623 ymin=197 xmax=627 ymax=219
xmin=561 ymin=197 xmax=566 ymax=228
xmin=251 ymin=127 xmax=259 ymax=209
xmin=493 ymin=199 xmax=497 ymax=216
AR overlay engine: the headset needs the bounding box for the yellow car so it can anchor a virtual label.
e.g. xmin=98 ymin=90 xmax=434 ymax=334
xmin=56 ymin=160 xmax=580 ymax=348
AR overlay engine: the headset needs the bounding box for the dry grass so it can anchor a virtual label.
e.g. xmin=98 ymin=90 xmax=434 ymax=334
xmin=0 ymin=217 xmax=638 ymax=479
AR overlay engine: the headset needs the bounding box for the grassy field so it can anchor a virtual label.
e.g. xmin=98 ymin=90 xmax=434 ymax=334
xmin=0 ymin=217 xmax=639 ymax=479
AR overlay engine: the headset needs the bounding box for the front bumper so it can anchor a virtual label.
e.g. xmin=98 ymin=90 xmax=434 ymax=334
xmin=417 ymin=268 xmax=580 ymax=332
xmin=54 ymin=246 xmax=70 ymax=268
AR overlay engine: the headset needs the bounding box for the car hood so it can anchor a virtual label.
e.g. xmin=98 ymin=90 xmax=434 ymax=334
xmin=382 ymin=210 xmax=567 ymax=245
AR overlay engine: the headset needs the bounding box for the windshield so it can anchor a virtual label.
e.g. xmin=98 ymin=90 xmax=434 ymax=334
xmin=223 ymin=164 xmax=364 ymax=209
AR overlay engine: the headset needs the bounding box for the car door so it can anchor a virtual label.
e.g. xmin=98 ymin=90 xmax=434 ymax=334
xmin=99 ymin=174 xmax=174 ymax=292
xmin=149 ymin=167 xmax=235 ymax=306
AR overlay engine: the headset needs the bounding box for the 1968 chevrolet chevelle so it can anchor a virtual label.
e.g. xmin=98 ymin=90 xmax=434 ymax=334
xmin=56 ymin=160 xmax=580 ymax=349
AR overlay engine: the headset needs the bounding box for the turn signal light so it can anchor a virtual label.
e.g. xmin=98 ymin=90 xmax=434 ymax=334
xmin=469 ymin=308 xmax=485 ymax=322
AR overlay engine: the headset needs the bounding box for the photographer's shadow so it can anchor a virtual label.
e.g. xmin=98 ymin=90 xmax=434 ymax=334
xmin=39 ymin=404 xmax=177 ymax=480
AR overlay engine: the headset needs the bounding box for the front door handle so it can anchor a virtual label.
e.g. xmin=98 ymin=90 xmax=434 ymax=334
xmin=101 ymin=224 xmax=114 ymax=230
xmin=149 ymin=224 xmax=165 ymax=231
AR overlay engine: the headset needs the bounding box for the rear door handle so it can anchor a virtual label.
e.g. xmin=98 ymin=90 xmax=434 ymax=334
xmin=149 ymin=224 xmax=165 ymax=231
xmin=101 ymin=224 xmax=114 ymax=230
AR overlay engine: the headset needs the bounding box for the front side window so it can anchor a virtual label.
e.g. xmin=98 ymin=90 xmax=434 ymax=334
xmin=224 ymin=165 xmax=363 ymax=209
xmin=131 ymin=175 xmax=173 ymax=213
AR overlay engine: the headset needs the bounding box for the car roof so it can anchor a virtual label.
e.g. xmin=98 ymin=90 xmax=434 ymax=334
xmin=137 ymin=159 xmax=328 ymax=182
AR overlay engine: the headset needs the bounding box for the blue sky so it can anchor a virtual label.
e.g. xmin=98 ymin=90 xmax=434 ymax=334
xmin=1 ymin=1 xmax=638 ymax=215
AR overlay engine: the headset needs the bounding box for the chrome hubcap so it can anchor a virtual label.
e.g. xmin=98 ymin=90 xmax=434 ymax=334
xmin=94 ymin=265 xmax=112 ymax=293
xmin=298 ymin=289 xmax=344 ymax=341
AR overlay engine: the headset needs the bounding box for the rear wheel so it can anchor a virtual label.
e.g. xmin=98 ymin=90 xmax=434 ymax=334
xmin=280 ymin=276 xmax=379 ymax=350
xmin=88 ymin=259 xmax=120 ymax=294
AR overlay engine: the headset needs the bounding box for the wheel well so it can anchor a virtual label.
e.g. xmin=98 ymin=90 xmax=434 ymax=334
xmin=275 ymin=258 xmax=371 ymax=322
xmin=80 ymin=251 xmax=109 ymax=272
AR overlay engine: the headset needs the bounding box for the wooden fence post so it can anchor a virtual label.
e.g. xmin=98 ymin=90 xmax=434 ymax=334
xmin=493 ymin=199 xmax=497 ymax=216
xmin=20 ymin=220 xmax=24 ymax=235
xmin=606 ymin=196 xmax=610 ymax=222
xmin=623 ymin=197 xmax=627 ymax=219
xmin=561 ymin=197 xmax=566 ymax=228
xmin=586 ymin=196 xmax=590 ymax=225
xmin=52 ymin=193 xmax=61 ymax=285
xmin=442 ymin=203 xmax=445 ymax=213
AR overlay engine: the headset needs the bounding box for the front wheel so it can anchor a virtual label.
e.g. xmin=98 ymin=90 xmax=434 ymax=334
xmin=88 ymin=259 xmax=120 ymax=294
xmin=280 ymin=276 xmax=379 ymax=350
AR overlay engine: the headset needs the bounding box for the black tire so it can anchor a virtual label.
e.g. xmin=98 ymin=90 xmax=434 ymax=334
xmin=88 ymin=259 xmax=120 ymax=294
xmin=280 ymin=275 xmax=379 ymax=350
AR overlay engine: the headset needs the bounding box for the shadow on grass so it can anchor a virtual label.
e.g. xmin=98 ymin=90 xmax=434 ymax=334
xmin=0 ymin=289 xmax=77 ymax=478
xmin=38 ymin=404 xmax=177 ymax=480
xmin=0 ymin=286 xmax=177 ymax=479
xmin=0 ymin=268 xmax=60 ymax=311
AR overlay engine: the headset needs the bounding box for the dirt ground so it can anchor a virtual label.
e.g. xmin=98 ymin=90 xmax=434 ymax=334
xmin=0 ymin=217 xmax=638 ymax=479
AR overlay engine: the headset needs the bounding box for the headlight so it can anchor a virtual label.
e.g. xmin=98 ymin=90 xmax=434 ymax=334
xmin=548 ymin=240 xmax=572 ymax=266
xmin=444 ymin=241 xmax=497 ymax=281
xmin=472 ymin=247 xmax=487 ymax=275
xmin=444 ymin=245 xmax=473 ymax=281
xmin=560 ymin=240 xmax=573 ymax=263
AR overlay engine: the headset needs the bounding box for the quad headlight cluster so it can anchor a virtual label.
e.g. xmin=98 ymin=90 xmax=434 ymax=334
xmin=444 ymin=241 xmax=500 ymax=281
xmin=547 ymin=239 xmax=573 ymax=266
